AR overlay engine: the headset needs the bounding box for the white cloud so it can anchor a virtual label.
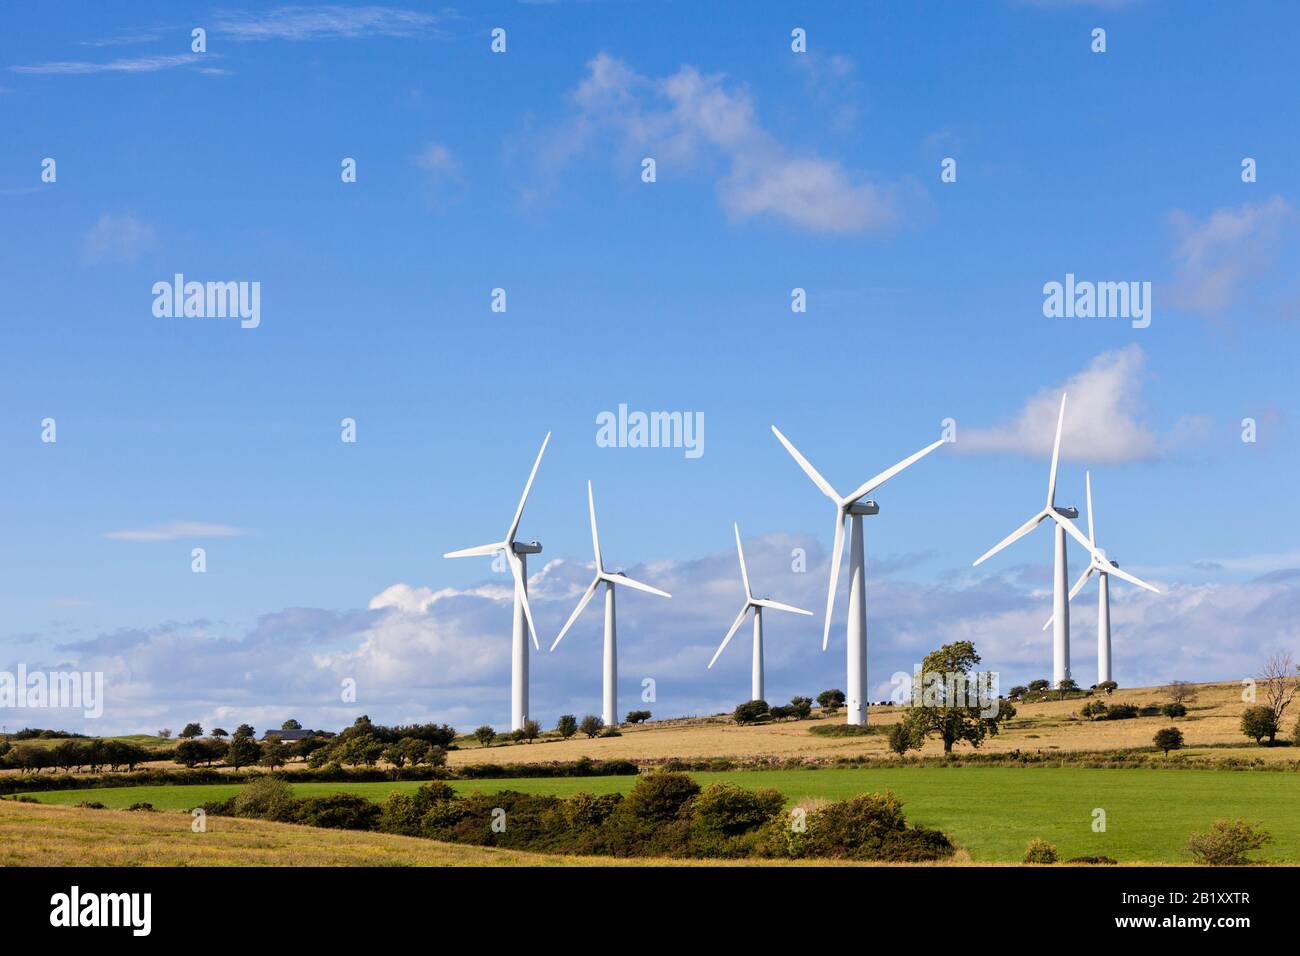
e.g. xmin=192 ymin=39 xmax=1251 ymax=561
xmin=104 ymin=521 xmax=250 ymax=542
xmin=212 ymin=6 xmax=449 ymax=41
xmin=958 ymin=346 xmax=1209 ymax=463
xmin=81 ymin=213 xmax=157 ymax=265
xmin=10 ymin=54 xmax=205 ymax=75
xmin=541 ymin=53 xmax=897 ymax=234
xmin=1167 ymin=196 xmax=1292 ymax=318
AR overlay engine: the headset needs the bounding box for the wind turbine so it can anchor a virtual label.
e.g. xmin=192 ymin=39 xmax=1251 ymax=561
xmin=550 ymin=481 xmax=670 ymax=728
xmin=973 ymin=392 xmax=1109 ymax=688
xmin=708 ymin=523 xmax=812 ymax=702
xmin=771 ymin=425 xmax=945 ymax=725
xmin=443 ymin=432 xmax=550 ymax=731
xmin=1041 ymin=471 xmax=1159 ymax=686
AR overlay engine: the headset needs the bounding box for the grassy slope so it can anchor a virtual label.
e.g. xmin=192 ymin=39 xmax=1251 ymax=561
xmin=21 ymin=765 xmax=1300 ymax=863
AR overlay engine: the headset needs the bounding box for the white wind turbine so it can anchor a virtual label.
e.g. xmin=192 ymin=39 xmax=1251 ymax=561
xmin=708 ymin=523 xmax=812 ymax=703
xmin=1041 ymin=471 xmax=1159 ymax=686
xmin=443 ymin=432 xmax=550 ymax=731
xmin=550 ymin=481 xmax=670 ymax=728
xmin=771 ymin=425 xmax=945 ymax=725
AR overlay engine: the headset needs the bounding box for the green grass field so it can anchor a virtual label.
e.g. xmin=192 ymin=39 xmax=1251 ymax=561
xmin=20 ymin=766 xmax=1300 ymax=863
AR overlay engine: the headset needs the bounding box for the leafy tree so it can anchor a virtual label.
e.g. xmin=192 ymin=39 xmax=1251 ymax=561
xmin=1027 ymin=679 xmax=1050 ymax=693
xmin=789 ymin=697 xmax=813 ymax=720
xmin=291 ymin=735 xmax=326 ymax=763
xmin=338 ymin=733 xmax=384 ymax=766
xmin=233 ymin=723 xmax=255 ymax=740
xmin=179 ymin=722 xmax=203 ymax=739
xmin=579 ymin=715 xmax=605 ymax=738
xmin=281 ymin=719 xmax=302 ymax=731
xmin=175 ymin=739 xmax=206 ymax=768
xmin=732 ymin=700 xmax=770 ymax=725
xmin=474 ymin=725 xmax=497 ymax=748
xmin=817 ymin=689 xmax=846 ymax=711
xmin=1293 ymin=714 xmax=1300 ymax=748
xmin=905 ymin=641 xmax=1009 ymax=754
xmin=888 ymin=721 xmax=920 ymax=757
xmin=1056 ymin=678 xmax=1079 ymax=699
xmin=556 ymin=715 xmax=578 ymax=738
xmin=1153 ymin=727 xmax=1184 ymax=755
xmin=225 ymin=736 xmax=260 ymax=770
xmin=1161 ymin=703 xmax=1187 ymax=718
xmin=1240 ymin=706 xmax=1278 ymax=745
xmin=1096 ymin=680 xmax=1118 ymax=695
xmin=1007 ymin=686 xmax=1027 ymax=700
xmin=625 ymin=710 xmax=652 ymax=725
xmin=259 ymin=739 xmax=289 ymax=770
xmin=521 ymin=719 xmax=541 ymax=743
xmin=157 ymin=728 xmax=172 ymax=739
xmin=211 ymin=727 xmax=229 ymax=739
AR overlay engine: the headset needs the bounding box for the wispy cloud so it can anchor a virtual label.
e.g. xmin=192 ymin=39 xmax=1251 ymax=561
xmin=537 ymin=53 xmax=900 ymax=234
xmin=10 ymin=54 xmax=204 ymax=75
xmin=956 ymin=346 xmax=1211 ymax=463
xmin=78 ymin=31 xmax=166 ymax=48
xmin=1167 ymin=196 xmax=1293 ymax=319
xmin=212 ymin=5 xmax=450 ymax=41
xmin=81 ymin=213 xmax=156 ymax=265
xmin=104 ymin=521 xmax=251 ymax=542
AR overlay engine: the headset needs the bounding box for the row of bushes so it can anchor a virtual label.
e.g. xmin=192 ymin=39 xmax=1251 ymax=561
xmin=1023 ymin=819 xmax=1273 ymax=866
xmin=207 ymin=771 xmax=955 ymax=862
xmin=1079 ymin=701 xmax=1183 ymax=720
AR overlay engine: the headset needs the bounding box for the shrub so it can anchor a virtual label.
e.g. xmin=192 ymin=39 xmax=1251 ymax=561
xmin=1161 ymin=703 xmax=1187 ymax=718
xmin=75 ymin=801 xmax=107 ymax=809
xmin=1080 ymin=701 xmax=1108 ymax=720
xmin=808 ymin=723 xmax=885 ymax=737
xmin=816 ymin=689 xmax=845 ymax=712
xmin=1066 ymin=855 xmax=1118 ymax=865
xmin=599 ymin=727 xmax=622 ymax=738
xmin=555 ymin=715 xmax=577 ymax=738
xmin=126 ymin=802 xmax=156 ymax=812
xmin=733 ymin=700 xmax=770 ymax=724
xmin=1154 ymin=727 xmax=1184 ymax=755
xmin=579 ymin=715 xmax=604 ymax=738
xmin=619 ymin=771 xmax=700 ymax=823
xmin=473 ymin=725 xmax=496 ymax=748
xmin=1240 ymin=707 xmax=1278 ymax=744
xmin=888 ymin=721 xmax=919 ymax=756
xmin=232 ymin=775 xmax=296 ymax=821
xmin=625 ymin=710 xmax=652 ymax=725
xmin=1023 ymin=837 xmax=1058 ymax=864
xmin=789 ymin=697 xmax=813 ymax=719
xmin=380 ymin=781 xmax=457 ymax=835
xmin=293 ymin=793 xmax=380 ymax=831
xmin=1096 ymin=680 xmax=1118 ymax=695
xmin=689 ymin=783 xmax=784 ymax=838
xmin=1186 ymin=820 xmax=1272 ymax=865
xmin=1105 ymin=703 xmax=1138 ymax=720
xmin=559 ymin=792 xmax=623 ymax=830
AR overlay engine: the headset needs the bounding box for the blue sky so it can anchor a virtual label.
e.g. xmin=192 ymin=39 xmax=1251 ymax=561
xmin=2 ymin=2 xmax=1298 ymax=734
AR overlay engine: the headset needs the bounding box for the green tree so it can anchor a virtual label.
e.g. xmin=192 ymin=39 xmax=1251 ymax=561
xmin=474 ymin=725 xmax=496 ymax=748
xmin=175 ymin=739 xmax=205 ymax=768
xmin=225 ymin=736 xmax=260 ymax=770
xmin=816 ymin=689 xmax=845 ymax=712
xmin=732 ymin=700 xmax=769 ymax=725
xmin=1027 ymin=679 xmax=1050 ymax=694
xmin=625 ymin=710 xmax=652 ymax=725
xmin=179 ymin=722 xmax=203 ymax=739
xmin=556 ymin=715 xmax=578 ymax=738
xmin=233 ymin=723 xmax=255 ymax=740
xmin=259 ymin=739 xmax=289 ymax=770
xmin=905 ymin=641 xmax=1009 ymax=754
xmin=281 ymin=719 xmax=302 ymax=731
xmin=789 ymin=697 xmax=813 ymax=720
xmin=1153 ymin=726 xmax=1184 ymax=755
xmin=211 ymin=727 xmax=229 ymax=739
xmin=1056 ymin=678 xmax=1079 ymax=699
xmin=579 ymin=715 xmax=605 ymax=738
xmin=1240 ymin=706 xmax=1278 ymax=745
xmin=1096 ymin=680 xmax=1118 ymax=695
xmin=888 ymin=720 xmax=920 ymax=757
xmin=521 ymin=719 xmax=541 ymax=743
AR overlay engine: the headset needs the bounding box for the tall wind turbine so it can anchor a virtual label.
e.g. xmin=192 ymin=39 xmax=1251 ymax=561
xmin=708 ymin=523 xmax=812 ymax=702
xmin=550 ymin=481 xmax=670 ymax=728
xmin=771 ymin=425 xmax=945 ymax=725
xmin=973 ymin=393 xmax=1100 ymax=688
xmin=444 ymin=432 xmax=550 ymax=731
xmin=1042 ymin=471 xmax=1159 ymax=685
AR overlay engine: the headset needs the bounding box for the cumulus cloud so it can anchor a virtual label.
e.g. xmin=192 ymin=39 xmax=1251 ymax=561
xmin=539 ymin=53 xmax=898 ymax=234
xmin=103 ymin=521 xmax=250 ymax=542
xmin=1167 ymin=196 xmax=1293 ymax=319
xmin=957 ymin=346 xmax=1210 ymax=463
xmin=81 ymin=213 xmax=156 ymax=265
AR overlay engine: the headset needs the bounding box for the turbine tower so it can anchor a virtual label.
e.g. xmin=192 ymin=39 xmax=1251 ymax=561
xmin=973 ymin=393 xmax=1101 ymax=688
xmin=1042 ymin=471 xmax=1159 ymax=685
xmin=708 ymin=523 xmax=812 ymax=702
xmin=771 ymin=425 xmax=945 ymax=725
xmin=444 ymin=432 xmax=550 ymax=731
xmin=550 ymin=481 xmax=670 ymax=728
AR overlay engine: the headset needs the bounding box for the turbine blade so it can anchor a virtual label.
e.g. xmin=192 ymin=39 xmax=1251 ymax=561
xmin=587 ymin=480 xmax=603 ymax=573
xmin=1046 ymin=393 xmax=1066 ymax=508
xmin=972 ymin=511 xmax=1046 ymax=566
xmin=1105 ymin=564 xmax=1160 ymax=594
xmin=734 ymin=522 xmax=752 ymax=600
xmin=754 ymin=598 xmax=813 ymax=616
xmin=443 ymin=542 xmax=505 ymax=559
xmin=1041 ymin=565 xmax=1095 ymax=631
xmin=608 ymin=574 xmax=671 ymax=599
xmin=771 ymin=425 xmax=840 ymax=503
xmin=708 ymin=604 xmax=752 ymax=669
xmin=1085 ymin=471 xmax=1095 ymax=546
xmin=822 ymin=511 xmax=846 ymax=651
xmin=1052 ymin=509 xmax=1099 ymax=557
xmin=845 ymin=438 xmax=945 ymax=504
xmin=506 ymin=432 xmax=551 ymax=544
xmin=550 ymin=578 xmax=600 ymax=651
xmin=507 ymin=550 xmax=541 ymax=650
